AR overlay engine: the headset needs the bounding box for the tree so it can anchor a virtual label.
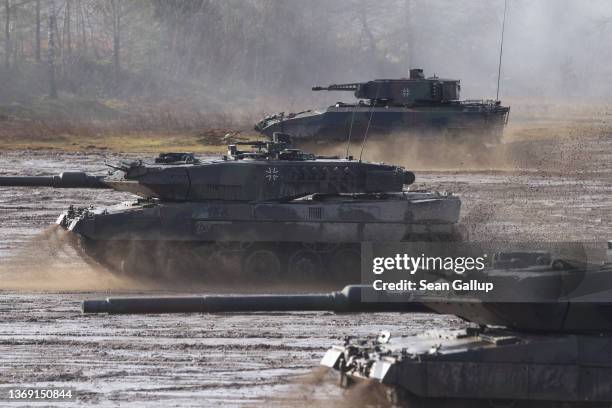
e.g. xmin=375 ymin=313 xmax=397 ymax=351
xmin=404 ymin=0 xmax=414 ymax=70
xmin=4 ymin=0 xmax=9 ymax=69
xmin=48 ymin=0 xmax=57 ymax=98
xmin=76 ymin=0 xmax=86 ymax=53
xmin=63 ymin=0 xmax=72 ymax=66
xmin=35 ymin=0 xmax=41 ymax=62
xmin=111 ymin=0 xmax=120 ymax=84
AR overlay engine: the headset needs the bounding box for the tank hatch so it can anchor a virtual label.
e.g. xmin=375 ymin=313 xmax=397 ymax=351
xmin=226 ymin=133 xmax=315 ymax=161
xmin=155 ymin=152 xmax=199 ymax=164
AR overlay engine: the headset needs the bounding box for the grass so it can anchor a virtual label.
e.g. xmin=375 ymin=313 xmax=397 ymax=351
xmin=0 ymin=129 xmax=267 ymax=153
xmin=0 ymin=97 xmax=611 ymax=153
xmin=0 ymin=96 xmax=263 ymax=153
xmin=0 ymin=133 xmax=223 ymax=153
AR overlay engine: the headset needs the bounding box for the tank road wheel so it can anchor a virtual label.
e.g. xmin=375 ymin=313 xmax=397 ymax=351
xmin=216 ymin=241 xmax=253 ymax=251
xmin=207 ymin=250 xmax=243 ymax=283
xmin=117 ymin=241 xmax=132 ymax=275
xmin=242 ymin=248 xmax=282 ymax=282
xmin=328 ymin=247 xmax=361 ymax=284
xmin=450 ymin=224 xmax=469 ymax=242
xmin=120 ymin=241 xmax=158 ymax=278
xmin=148 ymin=242 xmax=174 ymax=280
xmin=288 ymin=250 xmax=323 ymax=281
xmin=160 ymin=253 xmax=181 ymax=280
xmin=303 ymin=242 xmax=339 ymax=253
xmin=404 ymin=231 xmax=443 ymax=242
xmin=159 ymin=243 xmax=209 ymax=280
xmin=488 ymin=399 xmax=518 ymax=408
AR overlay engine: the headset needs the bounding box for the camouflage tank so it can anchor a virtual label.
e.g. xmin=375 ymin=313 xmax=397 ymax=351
xmin=255 ymin=68 xmax=510 ymax=144
xmin=0 ymin=134 xmax=461 ymax=284
xmin=82 ymin=242 xmax=612 ymax=406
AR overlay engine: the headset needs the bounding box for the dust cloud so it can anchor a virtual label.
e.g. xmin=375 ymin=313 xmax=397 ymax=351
xmin=300 ymin=119 xmax=601 ymax=174
xmin=0 ymin=225 xmax=340 ymax=293
xmin=301 ymin=134 xmax=525 ymax=171
xmin=0 ymin=225 xmax=139 ymax=292
xmin=266 ymin=367 xmax=394 ymax=408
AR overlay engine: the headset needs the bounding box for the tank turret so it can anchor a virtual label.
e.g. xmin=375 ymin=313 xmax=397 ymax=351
xmin=0 ymin=134 xmax=415 ymax=202
xmin=312 ymin=68 xmax=461 ymax=106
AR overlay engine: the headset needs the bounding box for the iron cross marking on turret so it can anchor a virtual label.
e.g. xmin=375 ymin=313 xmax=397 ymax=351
xmin=265 ymin=167 xmax=279 ymax=182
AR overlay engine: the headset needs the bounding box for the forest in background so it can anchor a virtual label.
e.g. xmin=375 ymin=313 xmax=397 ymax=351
xmin=0 ymin=0 xmax=611 ymax=145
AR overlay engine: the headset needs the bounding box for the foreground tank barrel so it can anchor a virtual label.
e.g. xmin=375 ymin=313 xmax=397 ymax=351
xmin=82 ymin=285 xmax=431 ymax=314
xmin=0 ymin=172 xmax=108 ymax=188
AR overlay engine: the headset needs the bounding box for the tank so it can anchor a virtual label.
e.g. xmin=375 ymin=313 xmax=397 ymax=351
xmin=82 ymin=243 xmax=612 ymax=406
xmin=255 ymin=68 xmax=510 ymax=144
xmin=0 ymin=133 xmax=461 ymax=284
xmin=323 ymin=244 xmax=612 ymax=407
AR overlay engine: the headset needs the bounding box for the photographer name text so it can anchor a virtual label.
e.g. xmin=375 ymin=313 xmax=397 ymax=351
xmin=371 ymin=253 xmax=494 ymax=293
xmin=372 ymin=279 xmax=494 ymax=293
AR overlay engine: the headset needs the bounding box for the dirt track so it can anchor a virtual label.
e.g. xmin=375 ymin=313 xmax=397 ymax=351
xmin=0 ymin=130 xmax=610 ymax=406
xmin=0 ymin=293 xmax=466 ymax=407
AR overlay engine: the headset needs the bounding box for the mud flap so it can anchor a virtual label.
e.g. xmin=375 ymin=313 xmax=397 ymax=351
xmin=320 ymin=347 xmax=343 ymax=368
xmin=370 ymin=360 xmax=393 ymax=382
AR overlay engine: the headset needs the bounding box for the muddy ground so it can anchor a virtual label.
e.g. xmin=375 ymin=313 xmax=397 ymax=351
xmin=0 ymin=129 xmax=610 ymax=406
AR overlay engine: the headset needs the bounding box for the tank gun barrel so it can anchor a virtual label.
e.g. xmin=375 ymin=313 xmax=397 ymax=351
xmin=82 ymin=285 xmax=432 ymax=314
xmin=0 ymin=172 xmax=109 ymax=189
xmin=312 ymin=83 xmax=362 ymax=92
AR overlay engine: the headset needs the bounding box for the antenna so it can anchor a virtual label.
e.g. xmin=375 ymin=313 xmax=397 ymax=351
xmin=496 ymin=0 xmax=508 ymax=101
xmin=345 ymin=110 xmax=356 ymax=159
xmin=359 ymin=83 xmax=381 ymax=162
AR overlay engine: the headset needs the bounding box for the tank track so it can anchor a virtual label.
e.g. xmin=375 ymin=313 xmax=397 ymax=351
xmin=77 ymin=231 xmax=463 ymax=286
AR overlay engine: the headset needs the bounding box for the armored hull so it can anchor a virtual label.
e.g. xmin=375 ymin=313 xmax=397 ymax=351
xmin=255 ymin=101 xmax=509 ymax=142
xmin=61 ymin=191 xmax=461 ymax=283
xmin=323 ymin=328 xmax=612 ymax=407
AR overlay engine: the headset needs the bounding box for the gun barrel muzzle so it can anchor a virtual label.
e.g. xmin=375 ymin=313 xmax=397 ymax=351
xmin=0 ymin=172 xmax=108 ymax=188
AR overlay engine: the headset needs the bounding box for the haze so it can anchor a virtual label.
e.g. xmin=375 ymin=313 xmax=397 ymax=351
xmin=1 ymin=0 xmax=610 ymax=120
